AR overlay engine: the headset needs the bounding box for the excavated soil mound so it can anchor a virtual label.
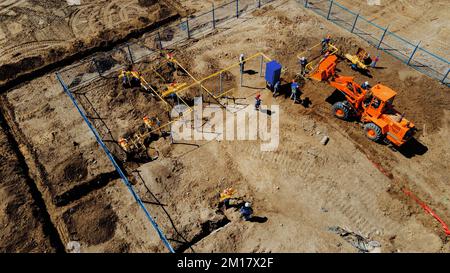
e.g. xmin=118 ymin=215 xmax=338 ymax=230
xmin=63 ymin=198 xmax=118 ymax=245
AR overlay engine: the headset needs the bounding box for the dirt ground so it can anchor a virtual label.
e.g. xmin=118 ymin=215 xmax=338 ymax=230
xmin=0 ymin=118 xmax=57 ymax=252
xmin=0 ymin=0 xmax=183 ymax=85
xmin=0 ymin=0 xmax=449 ymax=253
xmin=329 ymin=0 xmax=450 ymax=56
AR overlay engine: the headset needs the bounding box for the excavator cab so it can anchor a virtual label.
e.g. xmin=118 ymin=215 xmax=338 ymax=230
xmin=364 ymin=84 xmax=396 ymax=118
xmin=362 ymin=84 xmax=415 ymax=146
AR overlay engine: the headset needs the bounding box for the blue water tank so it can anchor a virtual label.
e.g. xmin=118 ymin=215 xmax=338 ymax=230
xmin=265 ymin=60 xmax=282 ymax=86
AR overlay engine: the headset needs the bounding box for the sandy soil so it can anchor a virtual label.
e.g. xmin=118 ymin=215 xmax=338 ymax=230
xmin=327 ymin=0 xmax=450 ymax=56
xmin=0 ymin=0 xmax=449 ymax=253
xmin=127 ymin=1 xmax=449 ymax=252
xmin=0 ymin=117 xmax=56 ymax=252
xmin=0 ymin=0 xmax=182 ymax=85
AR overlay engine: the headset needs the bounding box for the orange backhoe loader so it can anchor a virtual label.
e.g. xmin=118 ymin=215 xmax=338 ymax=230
xmin=309 ymin=55 xmax=416 ymax=146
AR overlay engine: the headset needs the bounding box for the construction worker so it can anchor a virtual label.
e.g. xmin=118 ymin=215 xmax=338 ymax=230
xmin=239 ymin=53 xmax=245 ymax=74
xmin=371 ymin=55 xmax=380 ymax=68
xmin=240 ymin=202 xmax=253 ymax=221
xmin=143 ymin=115 xmax=157 ymax=131
xmin=255 ymin=93 xmax=262 ymax=111
xmin=119 ymin=70 xmax=130 ymax=87
xmin=155 ymin=117 xmax=165 ymax=135
xmin=272 ymin=80 xmax=280 ymax=97
xmin=361 ymin=81 xmax=371 ymax=90
xmin=118 ymin=137 xmax=129 ymax=153
xmin=321 ymin=34 xmax=331 ymax=54
xmin=219 ymin=187 xmax=237 ymax=209
xmin=363 ymin=88 xmax=374 ymax=106
xmin=300 ymin=57 xmax=308 ymax=75
xmin=319 ymin=51 xmax=331 ymax=64
xmin=290 ymin=79 xmax=299 ymax=102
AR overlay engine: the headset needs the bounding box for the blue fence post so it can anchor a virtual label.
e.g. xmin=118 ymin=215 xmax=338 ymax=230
xmin=258 ymin=0 xmax=261 ymax=8
xmin=304 ymin=0 xmax=309 ymax=8
xmin=157 ymin=32 xmax=163 ymax=49
xmin=442 ymin=69 xmax=450 ymax=84
xmin=212 ymin=3 xmax=216 ymax=29
xmin=327 ymin=0 xmax=334 ymax=20
xmin=186 ymin=18 xmax=191 ymax=39
xmin=407 ymin=41 xmax=421 ymax=65
xmin=55 ymin=72 xmax=175 ymax=253
xmin=351 ymin=13 xmax=359 ymax=33
xmin=377 ymin=26 xmax=389 ymax=50
xmin=236 ymin=0 xmax=239 ymax=18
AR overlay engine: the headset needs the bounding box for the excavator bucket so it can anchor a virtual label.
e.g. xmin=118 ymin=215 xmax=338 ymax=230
xmin=309 ymin=55 xmax=338 ymax=81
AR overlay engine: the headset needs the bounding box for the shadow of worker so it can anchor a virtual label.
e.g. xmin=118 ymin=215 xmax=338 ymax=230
xmin=248 ymin=216 xmax=268 ymax=223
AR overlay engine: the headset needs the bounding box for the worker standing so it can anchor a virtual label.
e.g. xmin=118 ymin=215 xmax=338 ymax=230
xmin=239 ymin=53 xmax=245 ymax=74
xmin=290 ymin=79 xmax=299 ymax=103
xmin=273 ymin=80 xmax=280 ymax=97
xmin=321 ymin=34 xmax=332 ymax=54
xmin=300 ymin=57 xmax=308 ymax=75
xmin=255 ymin=93 xmax=262 ymax=111
xmin=361 ymin=81 xmax=371 ymax=90
xmin=371 ymin=55 xmax=380 ymax=68
xmin=119 ymin=70 xmax=130 ymax=87
xmin=240 ymin=202 xmax=253 ymax=221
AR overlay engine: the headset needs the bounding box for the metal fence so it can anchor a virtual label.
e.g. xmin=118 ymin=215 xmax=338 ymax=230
xmin=58 ymin=0 xmax=275 ymax=90
xmin=56 ymin=0 xmax=275 ymax=253
xmin=304 ymin=0 xmax=450 ymax=86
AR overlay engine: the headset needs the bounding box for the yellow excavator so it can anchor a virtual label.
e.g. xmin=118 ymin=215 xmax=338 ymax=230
xmin=345 ymin=47 xmax=372 ymax=71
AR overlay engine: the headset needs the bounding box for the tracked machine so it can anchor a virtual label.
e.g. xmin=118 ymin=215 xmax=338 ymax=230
xmin=309 ymin=55 xmax=416 ymax=146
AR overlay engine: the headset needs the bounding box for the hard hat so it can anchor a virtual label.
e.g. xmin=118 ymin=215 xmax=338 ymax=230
xmin=244 ymin=202 xmax=251 ymax=208
xmin=327 ymin=34 xmax=331 ymax=39
xmin=256 ymin=93 xmax=261 ymax=98
xmin=300 ymin=57 xmax=305 ymax=61
xmin=364 ymin=81 xmax=369 ymax=86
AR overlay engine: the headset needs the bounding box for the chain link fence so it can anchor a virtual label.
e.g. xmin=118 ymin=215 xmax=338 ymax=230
xmin=58 ymin=0 xmax=275 ymax=91
xmin=304 ymin=0 xmax=450 ymax=86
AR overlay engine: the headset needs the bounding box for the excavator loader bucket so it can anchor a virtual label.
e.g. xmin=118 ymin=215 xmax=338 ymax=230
xmin=309 ymin=55 xmax=338 ymax=81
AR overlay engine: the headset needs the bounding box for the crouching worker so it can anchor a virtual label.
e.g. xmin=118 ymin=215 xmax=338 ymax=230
xmin=255 ymin=93 xmax=262 ymax=111
xmin=129 ymin=70 xmax=141 ymax=87
xmin=219 ymin=187 xmax=238 ymax=209
xmin=240 ymin=202 xmax=253 ymax=221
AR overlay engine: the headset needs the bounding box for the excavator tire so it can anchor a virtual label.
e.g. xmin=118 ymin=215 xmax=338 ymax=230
xmin=332 ymin=101 xmax=350 ymax=120
xmin=364 ymin=123 xmax=382 ymax=142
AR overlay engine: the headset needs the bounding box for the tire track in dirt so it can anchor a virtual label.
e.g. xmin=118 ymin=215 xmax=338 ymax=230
xmin=71 ymin=1 xmax=143 ymax=39
xmin=0 ymin=0 xmax=26 ymax=14
xmin=0 ymin=40 xmax=65 ymax=61
xmin=236 ymin=112 xmax=403 ymax=237
xmin=309 ymin=103 xmax=450 ymax=239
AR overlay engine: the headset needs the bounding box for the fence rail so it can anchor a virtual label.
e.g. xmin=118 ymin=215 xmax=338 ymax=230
xmin=58 ymin=0 xmax=275 ymax=90
xmin=56 ymin=0 xmax=275 ymax=253
xmin=304 ymin=0 xmax=450 ymax=86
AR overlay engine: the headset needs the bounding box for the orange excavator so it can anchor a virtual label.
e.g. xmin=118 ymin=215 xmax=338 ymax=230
xmin=309 ymin=55 xmax=416 ymax=146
